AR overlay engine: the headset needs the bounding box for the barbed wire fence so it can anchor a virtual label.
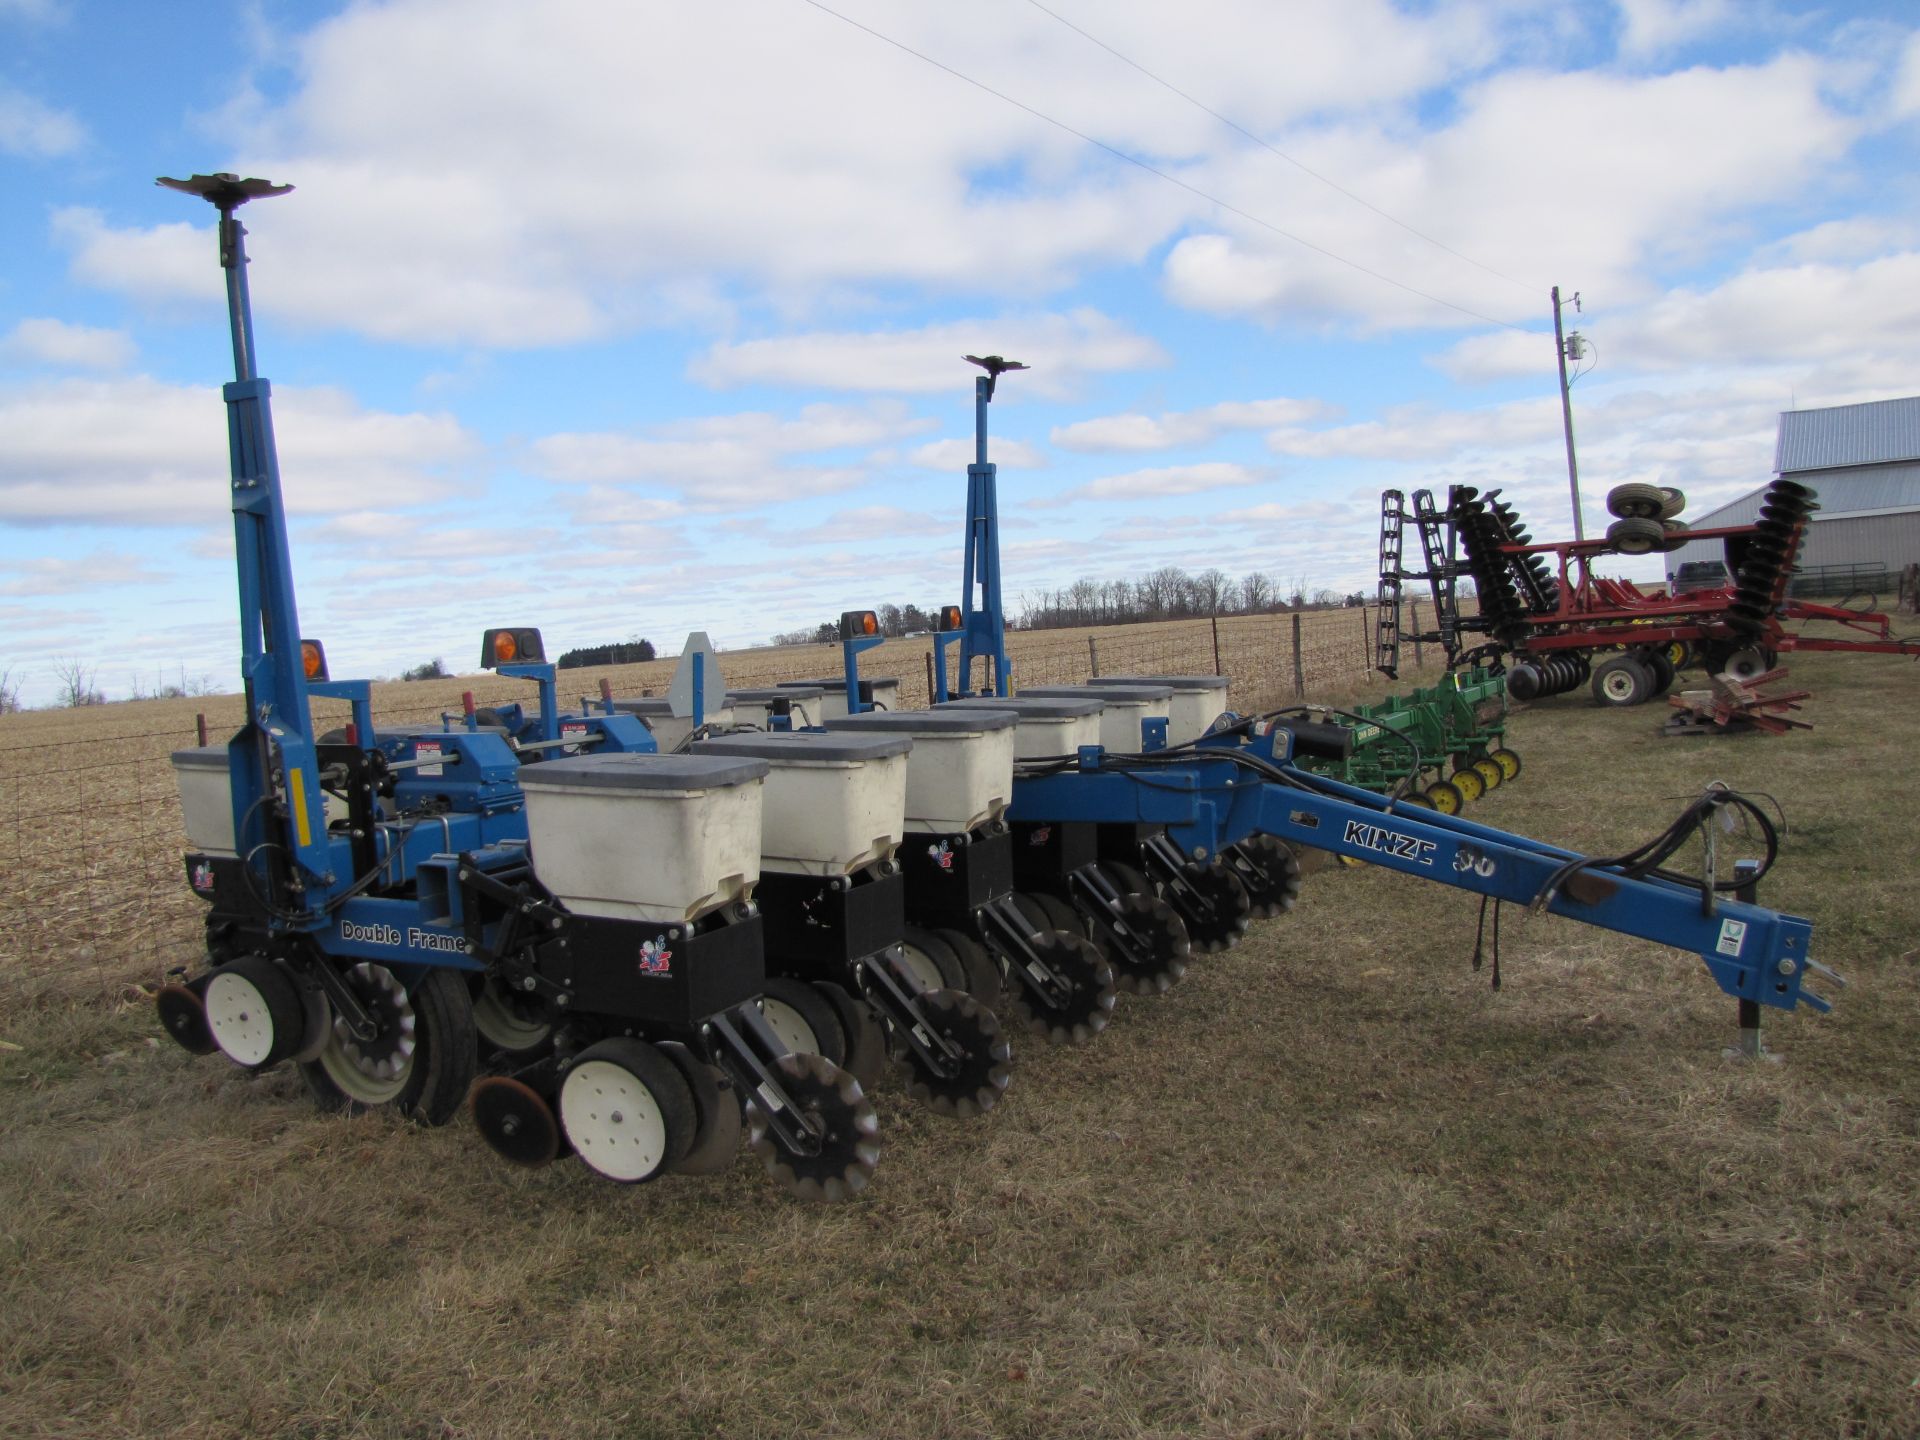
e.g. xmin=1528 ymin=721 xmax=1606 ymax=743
xmin=0 ymin=606 xmax=1438 ymax=1009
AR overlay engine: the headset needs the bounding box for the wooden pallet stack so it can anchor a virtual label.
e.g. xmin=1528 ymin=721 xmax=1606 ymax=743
xmin=1662 ymin=668 xmax=1811 ymax=736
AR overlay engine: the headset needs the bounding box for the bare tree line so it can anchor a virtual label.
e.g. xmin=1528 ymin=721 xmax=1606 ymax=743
xmin=1013 ymin=568 xmax=1364 ymax=631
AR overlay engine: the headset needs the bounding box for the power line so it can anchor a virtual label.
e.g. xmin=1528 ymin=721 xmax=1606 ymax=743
xmin=794 ymin=0 xmax=1529 ymax=332
xmin=1025 ymin=0 xmax=1541 ymax=296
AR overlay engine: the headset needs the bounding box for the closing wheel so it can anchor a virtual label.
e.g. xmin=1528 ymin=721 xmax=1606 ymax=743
xmin=1491 ymin=747 xmax=1521 ymax=781
xmin=1173 ymin=860 xmax=1252 ymax=953
xmin=1450 ymin=765 xmax=1485 ymax=803
xmin=896 ymin=926 xmax=967 ymax=994
xmin=1029 ymin=898 xmax=1090 ymax=940
xmin=470 ymin=1075 xmax=562 ymax=1168
xmin=658 ymin=1040 xmax=742 ymax=1177
xmin=1591 ymin=654 xmax=1653 ymax=707
xmin=1223 ymin=834 xmax=1302 ymax=918
xmin=932 ymin=927 xmax=1003 ymax=1008
xmin=1472 ymin=757 xmax=1503 ymax=792
xmin=1011 ymin=892 xmax=1052 ymax=935
xmin=756 ymin=977 xmax=847 ymax=1064
xmin=155 ymin=981 xmax=218 ymax=1056
xmin=559 ymin=1038 xmax=695 ymax=1183
xmin=812 ymin=979 xmax=886 ymax=1093
xmin=896 ymin=988 xmax=1012 ymax=1119
xmin=1105 ymin=858 xmax=1154 ymax=900
xmin=471 ymin=974 xmax=551 ymax=1060
xmin=1088 ymin=891 xmax=1190 ymax=994
xmin=1423 ymin=779 xmax=1465 ymax=815
xmin=1005 ymin=930 xmax=1116 ymax=1044
xmin=746 ymin=1051 xmax=880 ymax=1202
xmin=204 ymin=957 xmax=312 ymax=1072
xmin=299 ymin=964 xmax=477 ymax=1126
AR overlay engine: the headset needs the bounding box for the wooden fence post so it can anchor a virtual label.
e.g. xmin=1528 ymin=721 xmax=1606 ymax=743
xmin=195 ymin=712 xmax=208 ymax=746
xmin=924 ymin=650 xmax=936 ymax=704
xmin=1359 ymin=607 xmax=1370 ymax=669
xmin=1291 ymin=613 xmax=1304 ymax=698
xmin=1088 ymin=636 xmax=1100 ymax=677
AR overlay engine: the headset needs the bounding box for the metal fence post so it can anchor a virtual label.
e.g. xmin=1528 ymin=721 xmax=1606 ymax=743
xmin=1291 ymin=613 xmax=1304 ymax=698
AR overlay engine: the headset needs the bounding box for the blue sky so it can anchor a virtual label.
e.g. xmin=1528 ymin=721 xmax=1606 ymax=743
xmin=2 ymin=0 xmax=1918 ymax=705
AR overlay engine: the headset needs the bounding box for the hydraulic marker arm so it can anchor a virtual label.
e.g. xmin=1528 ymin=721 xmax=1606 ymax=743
xmin=162 ymin=172 xmax=336 ymax=912
xmin=1009 ymin=748 xmax=1835 ymax=1014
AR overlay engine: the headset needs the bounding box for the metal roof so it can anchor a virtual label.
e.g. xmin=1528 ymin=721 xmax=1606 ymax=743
xmin=1775 ymin=396 xmax=1920 ymax=473
xmin=1686 ymin=462 xmax=1920 ymax=528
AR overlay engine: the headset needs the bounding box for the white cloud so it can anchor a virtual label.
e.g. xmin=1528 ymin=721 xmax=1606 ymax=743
xmin=1036 ymin=461 xmax=1263 ymax=506
xmin=1267 ymin=397 xmax=1560 ymax=463
xmin=55 ymin=208 xmax=219 ymax=302
xmin=528 ymin=400 xmax=935 ymax=510
xmin=0 ymin=318 xmax=135 ymax=370
xmin=0 ymin=548 xmax=167 ymax=596
xmin=0 ymin=376 xmax=478 ymax=525
xmin=1428 ymin=328 xmax=1554 ymax=384
xmin=908 ymin=437 xmax=1046 ymax=470
xmin=691 ymin=311 xmax=1166 ymax=397
xmin=776 ymin=505 xmax=954 ymax=545
xmin=1613 ymin=0 xmax=1734 ymax=59
xmin=0 ymin=85 xmax=83 ymax=158
xmin=1755 ymin=218 xmax=1920 ymax=266
xmin=1051 ymin=395 xmax=1336 ymax=452
xmin=1898 ymin=31 xmax=1920 ymax=118
xmin=1163 ymin=51 xmax=1860 ymax=331
xmin=47 ymin=1 xmax=1514 ymax=343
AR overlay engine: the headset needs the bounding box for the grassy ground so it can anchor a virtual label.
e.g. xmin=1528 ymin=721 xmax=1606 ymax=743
xmin=2 ymin=650 xmax=1917 ymax=1438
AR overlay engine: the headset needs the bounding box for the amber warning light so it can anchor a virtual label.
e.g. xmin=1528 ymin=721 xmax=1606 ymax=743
xmin=480 ymin=628 xmax=545 ymax=669
xmin=935 ymin=606 xmax=962 ymax=632
xmin=839 ymin=610 xmax=879 ymax=640
xmin=299 ymin=639 xmax=328 ymax=680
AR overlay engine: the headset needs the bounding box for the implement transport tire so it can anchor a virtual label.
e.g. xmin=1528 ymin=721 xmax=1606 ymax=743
xmin=1591 ymin=655 xmax=1653 ymax=707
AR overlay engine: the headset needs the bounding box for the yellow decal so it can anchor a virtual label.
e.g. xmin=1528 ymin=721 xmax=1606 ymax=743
xmin=289 ymin=767 xmax=313 ymax=848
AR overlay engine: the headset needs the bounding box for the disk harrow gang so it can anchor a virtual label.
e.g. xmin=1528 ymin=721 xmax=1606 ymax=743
xmin=1378 ymin=477 xmax=1919 ymax=707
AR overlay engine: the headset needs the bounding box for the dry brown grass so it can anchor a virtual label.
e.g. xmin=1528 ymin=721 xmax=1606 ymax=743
xmin=2 ymin=643 xmax=1917 ymax=1438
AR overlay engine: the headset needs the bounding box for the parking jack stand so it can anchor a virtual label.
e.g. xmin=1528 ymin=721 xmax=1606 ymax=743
xmin=1725 ymin=860 xmax=1782 ymax=1063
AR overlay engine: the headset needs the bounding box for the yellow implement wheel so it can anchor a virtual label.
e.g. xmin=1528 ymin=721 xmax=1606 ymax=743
xmin=1424 ymin=779 xmax=1464 ymax=815
xmin=1473 ymin=757 xmax=1504 ymax=792
xmin=1451 ymin=766 xmax=1485 ymax=803
xmin=1491 ymin=748 xmax=1521 ymax=781
xmin=1664 ymin=640 xmax=1690 ymax=669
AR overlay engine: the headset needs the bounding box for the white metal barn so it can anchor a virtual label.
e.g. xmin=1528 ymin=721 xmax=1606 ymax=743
xmin=1664 ymin=395 xmax=1920 ymax=593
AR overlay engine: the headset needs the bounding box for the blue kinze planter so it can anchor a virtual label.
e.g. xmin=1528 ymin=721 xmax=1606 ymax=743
xmin=152 ymin=173 xmax=884 ymax=1201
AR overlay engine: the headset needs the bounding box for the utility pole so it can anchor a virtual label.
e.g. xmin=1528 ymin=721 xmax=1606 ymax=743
xmin=1552 ymin=285 xmax=1585 ymax=540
